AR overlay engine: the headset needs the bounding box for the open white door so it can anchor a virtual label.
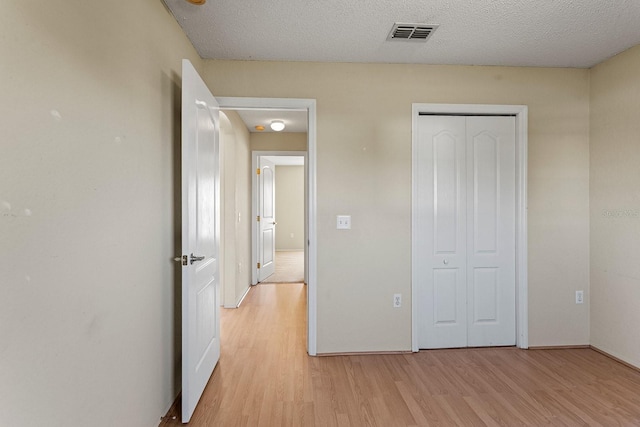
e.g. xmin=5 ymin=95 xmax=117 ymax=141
xmin=258 ymin=157 xmax=276 ymax=281
xmin=180 ymin=59 xmax=221 ymax=423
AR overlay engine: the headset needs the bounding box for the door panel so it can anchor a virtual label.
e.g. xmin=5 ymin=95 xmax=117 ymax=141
xmin=416 ymin=116 xmax=467 ymax=349
xmin=466 ymin=116 xmax=515 ymax=347
xmin=434 ymin=132 xmax=460 ymax=254
xmin=472 ymin=267 xmax=499 ymax=323
xmin=433 ymin=268 xmax=460 ymax=323
xmin=473 ymin=133 xmax=499 ymax=253
xmin=258 ymin=157 xmax=276 ymax=281
xmin=261 ymin=228 xmax=274 ymax=272
xmin=181 ymin=59 xmax=221 ymax=423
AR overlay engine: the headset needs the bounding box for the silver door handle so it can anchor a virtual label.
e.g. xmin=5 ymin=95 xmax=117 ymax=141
xmin=272 ymin=221 xmax=278 ymax=225
xmin=190 ymin=253 xmax=205 ymax=264
xmin=443 ymin=259 xmax=449 ymax=265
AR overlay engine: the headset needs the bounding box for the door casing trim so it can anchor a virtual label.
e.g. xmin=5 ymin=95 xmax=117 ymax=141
xmin=411 ymin=103 xmax=528 ymax=351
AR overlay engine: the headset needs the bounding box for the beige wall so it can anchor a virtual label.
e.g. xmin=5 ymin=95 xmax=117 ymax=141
xmin=204 ymin=60 xmax=591 ymax=352
xmin=590 ymin=45 xmax=640 ymax=368
xmin=221 ymin=112 xmax=237 ymax=307
xmin=275 ymin=166 xmax=305 ymax=250
xmin=0 ymin=1 xmax=203 ymax=425
xmin=232 ymin=114 xmax=253 ymax=305
xmin=220 ymin=111 xmax=252 ymax=307
xmin=251 ymin=132 xmax=308 ymax=151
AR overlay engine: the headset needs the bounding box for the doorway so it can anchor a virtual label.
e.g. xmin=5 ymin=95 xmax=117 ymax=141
xmin=254 ymin=153 xmax=306 ymax=284
xmin=411 ymin=103 xmax=529 ymax=352
xmin=217 ymin=97 xmax=317 ymax=356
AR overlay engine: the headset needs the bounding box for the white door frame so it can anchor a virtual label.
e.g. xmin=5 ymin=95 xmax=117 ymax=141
xmin=217 ymin=97 xmax=317 ymax=356
xmin=411 ymin=103 xmax=529 ymax=351
xmin=252 ymin=151 xmax=308 ymax=286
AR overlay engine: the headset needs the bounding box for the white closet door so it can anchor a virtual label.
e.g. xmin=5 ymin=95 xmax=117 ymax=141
xmin=466 ymin=116 xmax=516 ymax=347
xmin=416 ymin=115 xmax=516 ymax=349
xmin=416 ymin=116 xmax=468 ymax=349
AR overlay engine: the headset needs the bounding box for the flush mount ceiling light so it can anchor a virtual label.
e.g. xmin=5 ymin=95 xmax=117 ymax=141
xmin=270 ymin=120 xmax=285 ymax=132
xmin=255 ymin=125 xmax=265 ymax=131
xmin=185 ymin=0 xmax=206 ymax=4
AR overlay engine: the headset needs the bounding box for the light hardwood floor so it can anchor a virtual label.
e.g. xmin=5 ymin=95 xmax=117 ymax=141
xmin=261 ymin=251 xmax=305 ymax=283
xmin=161 ymin=283 xmax=640 ymax=426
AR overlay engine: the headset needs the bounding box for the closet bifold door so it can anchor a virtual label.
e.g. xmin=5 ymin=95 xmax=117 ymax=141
xmin=465 ymin=116 xmax=516 ymax=347
xmin=416 ymin=115 xmax=516 ymax=349
xmin=416 ymin=116 xmax=468 ymax=349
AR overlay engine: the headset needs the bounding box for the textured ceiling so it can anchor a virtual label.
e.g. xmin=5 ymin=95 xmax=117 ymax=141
xmin=164 ymin=0 xmax=640 ymax=68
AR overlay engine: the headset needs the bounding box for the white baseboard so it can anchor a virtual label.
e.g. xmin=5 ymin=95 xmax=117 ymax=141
xmin=235 ymin=285 xmax=251 ymax=308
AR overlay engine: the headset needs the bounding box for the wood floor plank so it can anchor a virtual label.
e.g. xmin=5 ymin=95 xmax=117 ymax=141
xmin=435 ymin=395 xmax=487 ymax=426
xmin=160 ymin=284 xmax=640 ymax=426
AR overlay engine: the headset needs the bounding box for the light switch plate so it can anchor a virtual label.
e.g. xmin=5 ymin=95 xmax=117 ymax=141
xmin=337 ymin=215 xmax=351 ymax=229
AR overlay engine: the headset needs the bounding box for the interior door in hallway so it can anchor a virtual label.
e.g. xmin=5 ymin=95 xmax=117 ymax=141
xmin=181 ymin=59 xmax=221 ymax=423
xmin=416 ymin=115 xmax=516 ymax=349
xmin=258 ymin=157 xmax=276 ymax=281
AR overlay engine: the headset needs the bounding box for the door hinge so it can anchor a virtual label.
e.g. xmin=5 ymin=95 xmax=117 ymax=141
xmin=257 ymin=263 xmax=261 ymax=269
xmin=257 ymin=215 xmax=260 ymax=222
xmin=256 ymin=168 xmax=261 ymax=175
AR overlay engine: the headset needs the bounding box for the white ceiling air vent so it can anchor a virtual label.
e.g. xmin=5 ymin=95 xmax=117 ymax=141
xmin=387 ymin=23 xmax=438 ymax=42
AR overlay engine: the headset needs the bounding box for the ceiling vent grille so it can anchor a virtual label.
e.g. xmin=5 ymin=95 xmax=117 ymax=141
xmin=387 ymin=23 xmax=438 ymax=42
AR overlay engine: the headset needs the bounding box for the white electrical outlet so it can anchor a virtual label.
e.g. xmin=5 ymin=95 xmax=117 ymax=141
xmin=393 ymin=294 xmax=402 ymax=308
xmin=576 ymin=290 xmax=584 ymax=304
